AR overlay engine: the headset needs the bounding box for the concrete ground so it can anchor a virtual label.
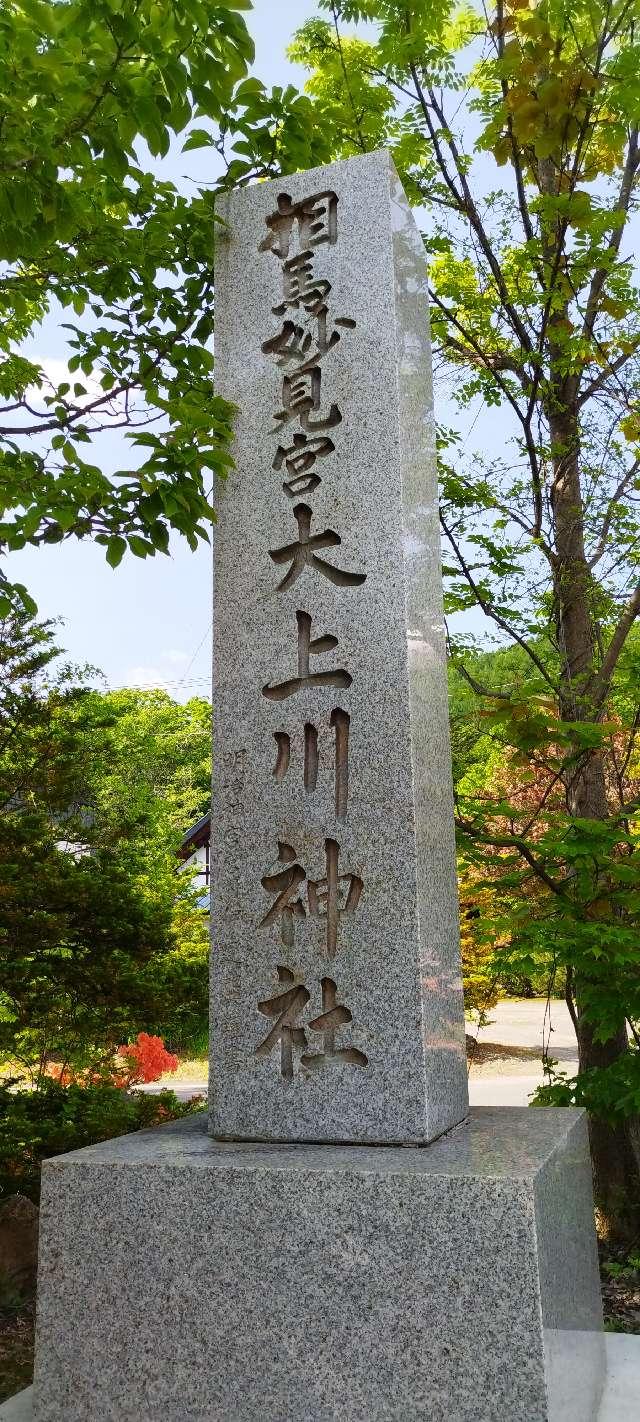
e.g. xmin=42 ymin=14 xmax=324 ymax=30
xmin=466 ymin=996 xmax=578 ymax=1108
xmin=3 ymin=1335 xmax=638 ymax=1419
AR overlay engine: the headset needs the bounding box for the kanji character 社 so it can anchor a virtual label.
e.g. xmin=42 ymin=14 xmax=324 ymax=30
xmin=300 ymin=978 xmax=368 ymax=1072
xmin=274 ymin=366 xmax=342 ymax=433
xmin=262 ymin=611 xmax=351 ymax=702
xmin=255 ymin=966 xmax=310 ymax=1081
xmin=259 ymin=190 xmax=338 ymax=259
xmin=273 ymin=432 xmax=335 ymax=497
xmin=269 ymin=503 xmax=367 ymax=593
xmin=308 ymin=838 xmax=363 ymax=959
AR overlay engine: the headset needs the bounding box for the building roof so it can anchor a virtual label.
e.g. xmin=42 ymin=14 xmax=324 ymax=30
xmin=178 ymin=810 xmax=211 ymax=858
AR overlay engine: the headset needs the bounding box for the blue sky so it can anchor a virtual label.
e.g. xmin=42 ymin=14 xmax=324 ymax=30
xmin=7 ymin=0 xmax=481 ymax=699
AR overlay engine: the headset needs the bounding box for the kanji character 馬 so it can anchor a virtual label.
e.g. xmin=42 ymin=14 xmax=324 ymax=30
xmin=269 ymin=503 xmax=367 ymax=593
xmin=273 ymin=252 xmax=332 ymax=316
xmin=300 ymin=977 xmax=368 ymax=1072
xmin=255 ymin=965 xmax=310 ymax=1081
xmin=273 ymin=432 xmax=335 ymax=497
xmin=259 ymin=190 xmax=338 ymax=260
xmin=262 ymin=611 xmax=351 ymax=702
xmin=308 ymin=838 xmax=363 ymax=959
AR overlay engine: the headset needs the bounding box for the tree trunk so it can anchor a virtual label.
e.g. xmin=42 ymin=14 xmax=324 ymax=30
xmin=549 ymin=397 xmax=640 ymax=1242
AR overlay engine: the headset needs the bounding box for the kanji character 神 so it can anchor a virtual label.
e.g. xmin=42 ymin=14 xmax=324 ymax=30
xmin=301 ymin=978 xmax=368 ymax=1072
xmin=259 ymin=190 xmax=338 ymax=260
xmin=269 ymin=503 xmax=367 ymax=593
xmin=262 ymin=610 xmax=351 ymax=702
xmin=255 ymin=966 xmax=310 ymax=1081
xmin=308 ymin=838 xmax=363 ymax=959
xmin=273 ymin=432 xmax=335 ymax=497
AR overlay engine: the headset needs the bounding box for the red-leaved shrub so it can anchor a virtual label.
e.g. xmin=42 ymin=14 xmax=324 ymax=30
xmin=116 ymin=1033 xmax=179 ymax=1084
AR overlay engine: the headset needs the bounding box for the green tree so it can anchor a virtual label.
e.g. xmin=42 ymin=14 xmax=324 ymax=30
xmin=0 ymin=614 xmax=209 ymax=1074
xmin=277 ymin=0 xmax=640 ymax=1236
xmin=0 ymin=0 xmax=325 ymax=614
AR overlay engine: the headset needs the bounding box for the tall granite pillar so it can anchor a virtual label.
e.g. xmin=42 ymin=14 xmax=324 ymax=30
xmin=210 ymin=147 xmax=468 ymax=1145
xmin=30 ymin=153 xmax=605 ymax=1422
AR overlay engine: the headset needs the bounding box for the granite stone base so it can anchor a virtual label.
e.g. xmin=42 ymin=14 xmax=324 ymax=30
xmin=32 ymin=1107 xmax=604 ymax=1422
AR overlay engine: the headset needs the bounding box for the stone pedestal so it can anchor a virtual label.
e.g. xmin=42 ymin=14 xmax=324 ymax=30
xmin=32 ymin=1107 xmax=604 ymax=1422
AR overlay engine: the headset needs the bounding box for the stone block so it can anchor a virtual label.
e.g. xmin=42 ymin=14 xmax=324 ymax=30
xmin=211 ymin=148 xmax=468 ymax=1146
xmin=32 ymin=1107 xmax=604 ymax=1421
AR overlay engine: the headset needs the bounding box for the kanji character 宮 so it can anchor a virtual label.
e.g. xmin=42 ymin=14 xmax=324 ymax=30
xmin=262 ymin=307 xmax=355 ymax=372
xmin=259 ymin=841 xmax=306 ymax=949
xmin=262 ymin=611 xmax=351 ymax=702
xmin=259 ymin=190 xmax=338 ymax=259
xmin=308 ymin=838 xmax=363 ymax=959
xmin=272 ymin=707 xmax=350 ymax=819
xmin=274 ymin=366 xmax=342 ymax=433
xmin=301 ymin=978 xmax=368 ymax=1072
xmin=255 ymin=966 xmax=310 ymax=1081
xmin=273 ymin=252 xmax=332 ymax=316
xmin=273 ymin=432 xmax=335 ymax=497
xmin=269 ymin=503 xmax=367 ymax=593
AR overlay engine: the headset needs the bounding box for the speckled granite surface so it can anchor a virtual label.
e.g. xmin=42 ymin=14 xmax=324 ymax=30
xmin=210 ymin=150 xmax=468 ymax=1145
xmin=31 ymin=1108 xmax=604 ymax=1421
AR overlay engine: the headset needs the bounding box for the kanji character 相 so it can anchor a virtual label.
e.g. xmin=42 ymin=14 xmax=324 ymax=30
xmin=269 ymin=503 xmax=367 ymax=593
xmin=259 ymin=190 xmax=338 ymax=260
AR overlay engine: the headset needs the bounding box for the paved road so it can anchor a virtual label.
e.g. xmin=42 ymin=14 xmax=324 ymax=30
xmin=467 ymin=997 xmax=578 ymax=1107
xmin=143 ymin=999 xmax=579 ymax=1109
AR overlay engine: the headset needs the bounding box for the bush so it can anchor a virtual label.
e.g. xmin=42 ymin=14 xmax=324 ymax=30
xmin=0 ymin=1081 xmax=203 ymax=1205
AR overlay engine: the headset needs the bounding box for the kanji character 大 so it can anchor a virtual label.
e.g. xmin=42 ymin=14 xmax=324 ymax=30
xmin=269 ymin=503 xmax=367 ymax=593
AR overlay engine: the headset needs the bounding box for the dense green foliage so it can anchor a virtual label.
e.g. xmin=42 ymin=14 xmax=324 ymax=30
xmin=276 ymin=0 xmax=640 ymax=1233
xmin=0 ymin=1079 xmax=202 ymax=1203
xmin=0 ymin=0 xmax=327 ymax=614
xmin=0 ymin=614 xmax=210 ymax=1076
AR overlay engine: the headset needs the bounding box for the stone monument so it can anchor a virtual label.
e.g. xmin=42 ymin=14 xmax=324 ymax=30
xmin=28 ymin=150 xmax=605 ymax=1422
